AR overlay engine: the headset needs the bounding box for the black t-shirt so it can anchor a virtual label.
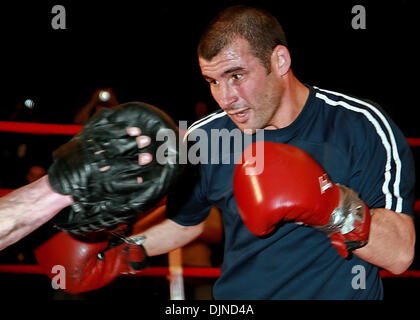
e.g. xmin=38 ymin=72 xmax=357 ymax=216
xmin=167 ymin=85 xmax=415 ymax=299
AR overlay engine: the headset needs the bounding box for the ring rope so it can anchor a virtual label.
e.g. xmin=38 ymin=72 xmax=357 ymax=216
xmin=0 ymin=121 xmax=82 ymax=135
xmin=0 ymin=264 xmax=419 ymax=279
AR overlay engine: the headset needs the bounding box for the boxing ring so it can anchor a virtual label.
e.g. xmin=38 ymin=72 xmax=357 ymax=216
xmin=0 ymin=120 xmax=419 ymax=299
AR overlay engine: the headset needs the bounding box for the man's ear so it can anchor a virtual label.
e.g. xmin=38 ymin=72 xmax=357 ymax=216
xmin=271 ymin=45 xmax=291 ymax=76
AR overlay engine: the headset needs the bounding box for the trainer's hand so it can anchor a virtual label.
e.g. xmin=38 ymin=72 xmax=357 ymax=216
xmin=233 ymin=142 xmax=372 ymax=258
xmin=48 ymin=102 xmax=185 ymax=235
xmin=125 ymin=126 xmax=153 ymax=182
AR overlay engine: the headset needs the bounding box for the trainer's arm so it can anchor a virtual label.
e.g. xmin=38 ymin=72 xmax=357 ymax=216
xmin=0 ymin=175 xmax=73 ymax=251
xmin=354 ymin=208 xmax=416 ymax=275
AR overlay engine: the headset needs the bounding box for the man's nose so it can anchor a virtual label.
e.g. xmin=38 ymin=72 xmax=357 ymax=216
xmin=217 ymin=84 xmax=238 ymax=110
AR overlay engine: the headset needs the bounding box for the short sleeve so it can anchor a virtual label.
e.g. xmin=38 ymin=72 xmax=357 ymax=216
xmin=165 ymin=163 xmax=213 ymax=226
xmin=349 ymin=107 xmax=415 ymax=218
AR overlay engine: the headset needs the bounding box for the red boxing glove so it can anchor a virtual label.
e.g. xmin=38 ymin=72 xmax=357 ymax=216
xmin=233 ymin=142 xmax=372 ymax=258
xmin=34 ymin=231 xmax=148 ymax=294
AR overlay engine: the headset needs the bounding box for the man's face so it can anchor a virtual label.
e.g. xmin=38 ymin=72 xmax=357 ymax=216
xmin=199 ymin=38 xmax=282 ymax=132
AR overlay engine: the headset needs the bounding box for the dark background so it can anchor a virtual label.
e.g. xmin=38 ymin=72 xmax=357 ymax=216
xmin=1 ymin=0 xmax=418 ymax=134
xmin=0 ymin=0 xmax=419 ymax=302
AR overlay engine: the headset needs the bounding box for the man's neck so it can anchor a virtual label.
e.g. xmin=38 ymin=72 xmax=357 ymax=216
xmin=267 ymin=72 xmax=310 ymax=129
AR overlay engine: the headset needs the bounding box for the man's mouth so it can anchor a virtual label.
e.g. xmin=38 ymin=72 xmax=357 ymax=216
xmin=228 ymin=108 xmax=250 ymax=123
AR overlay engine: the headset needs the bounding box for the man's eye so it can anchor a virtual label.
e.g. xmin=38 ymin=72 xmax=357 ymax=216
xmin=232 ymin=74 xmax=243 ymax=80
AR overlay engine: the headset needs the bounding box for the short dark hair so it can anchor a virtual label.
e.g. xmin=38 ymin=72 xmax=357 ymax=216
xmin=197 ymin=5 xmax=288 ymax=72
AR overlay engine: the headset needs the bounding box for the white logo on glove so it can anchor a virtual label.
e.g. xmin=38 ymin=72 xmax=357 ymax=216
xmin=319 ymin=174 xmax=333 ymax=194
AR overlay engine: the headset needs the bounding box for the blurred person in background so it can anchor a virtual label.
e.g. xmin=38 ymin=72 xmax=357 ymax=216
xmin=73 ymin=88 xmax=119 ymax=125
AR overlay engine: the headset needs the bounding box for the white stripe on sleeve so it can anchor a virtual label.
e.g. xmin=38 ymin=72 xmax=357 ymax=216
xmin=315 ymin=90 xmax=403 ymax=211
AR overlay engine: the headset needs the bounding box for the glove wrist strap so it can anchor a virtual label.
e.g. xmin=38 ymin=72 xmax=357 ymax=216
xmin=315 ymin=184 xmax=371 ymax=251
xmin=118 ymin=234 xmax=150 ymax=271
xmin=97 ymin=233 xmax=150 ymax=271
